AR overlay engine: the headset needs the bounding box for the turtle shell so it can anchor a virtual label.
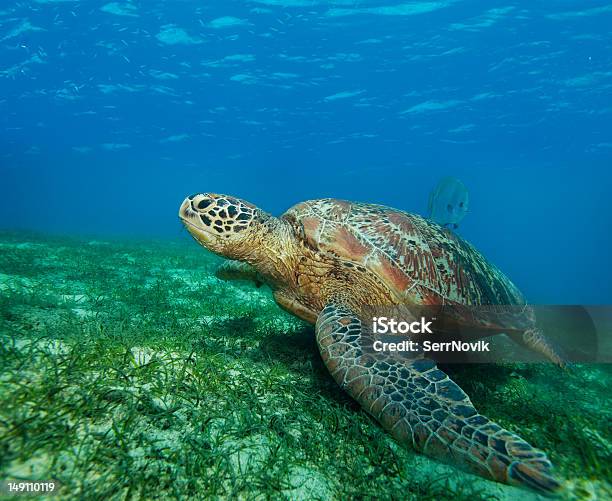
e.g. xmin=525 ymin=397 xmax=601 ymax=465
xmin=283 ymin=199 xmax=531 ymax=329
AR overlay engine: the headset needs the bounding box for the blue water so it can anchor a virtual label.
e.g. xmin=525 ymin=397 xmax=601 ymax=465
xmin=1 ymin=1 xmax=611 ymax=304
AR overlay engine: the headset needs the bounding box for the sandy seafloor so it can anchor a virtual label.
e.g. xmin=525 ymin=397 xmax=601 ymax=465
xmin=0 ymin=231 xmax=610 ymax=501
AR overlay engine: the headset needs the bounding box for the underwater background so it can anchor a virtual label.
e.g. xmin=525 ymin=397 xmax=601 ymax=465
xmin=1 ymin=1 xmax=611 ymax=500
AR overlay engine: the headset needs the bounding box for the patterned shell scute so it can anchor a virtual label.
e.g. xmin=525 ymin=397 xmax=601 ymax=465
xmin=283 ymin=199 xmax=525 ymax=306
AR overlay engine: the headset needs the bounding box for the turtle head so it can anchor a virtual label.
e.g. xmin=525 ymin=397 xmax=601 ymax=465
xmin=179 ymin=193 xmax=272 ymax=261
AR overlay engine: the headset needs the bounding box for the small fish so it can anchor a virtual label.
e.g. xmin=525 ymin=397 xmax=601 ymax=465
xmin=427 ymin=176 xmax=469 ymax=229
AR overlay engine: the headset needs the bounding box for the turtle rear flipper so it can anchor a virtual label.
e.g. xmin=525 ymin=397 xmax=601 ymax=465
xmin=315 ymin=301 xmax=562 ymax=494
xmin=508 ymin=328 xmax=569 ymax=368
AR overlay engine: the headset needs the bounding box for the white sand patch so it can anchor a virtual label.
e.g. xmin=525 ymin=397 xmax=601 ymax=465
xmin=45 ymin=339 xmax=70 ymax=355
xmin=166 ymin=269 xmax=215 ymax=287
xmin=196 ymin=314 xmax=233 ymax=324
xmin=222 ymin=434 xmax=271 ymax=473
xmin=0 ymin=242 xmax=46 ymax=250
xmin=7 ymin=337 xmax=71 ymax=355
xmin=130 ymin=347 xmax=156 ymax=366
xmin=61 ymin=294 xmax=88 ymax=303
xmin=71 ymin=308 xmax=97 ymax=319
xmin=5 ymin=452 xmax=54 ymax=478
xmin=284 ymin=466 xmax=332 ymax=501
xmin=0 ymin=273 xmax=34 ymax=291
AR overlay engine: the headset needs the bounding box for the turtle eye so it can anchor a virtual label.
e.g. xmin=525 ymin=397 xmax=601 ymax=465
xmin=447 ymin=204 xmax=453 ymax=213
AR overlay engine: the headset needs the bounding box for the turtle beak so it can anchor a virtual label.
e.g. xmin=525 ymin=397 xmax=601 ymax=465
xmin=178 ymin=197 xmax=191 ymax=221
xmin=179 ymin=196 xmax=213 ymax=246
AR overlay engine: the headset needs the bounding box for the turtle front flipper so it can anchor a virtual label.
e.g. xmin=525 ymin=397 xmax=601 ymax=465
xmin=315 ymin=302 xmax=562 ymax=494
xmin=215 ymin=260 xmax=264 ymax=287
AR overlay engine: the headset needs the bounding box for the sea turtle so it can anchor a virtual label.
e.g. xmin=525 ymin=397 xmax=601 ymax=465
xmin=179 ymin=194 xmax=566 ymax=494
